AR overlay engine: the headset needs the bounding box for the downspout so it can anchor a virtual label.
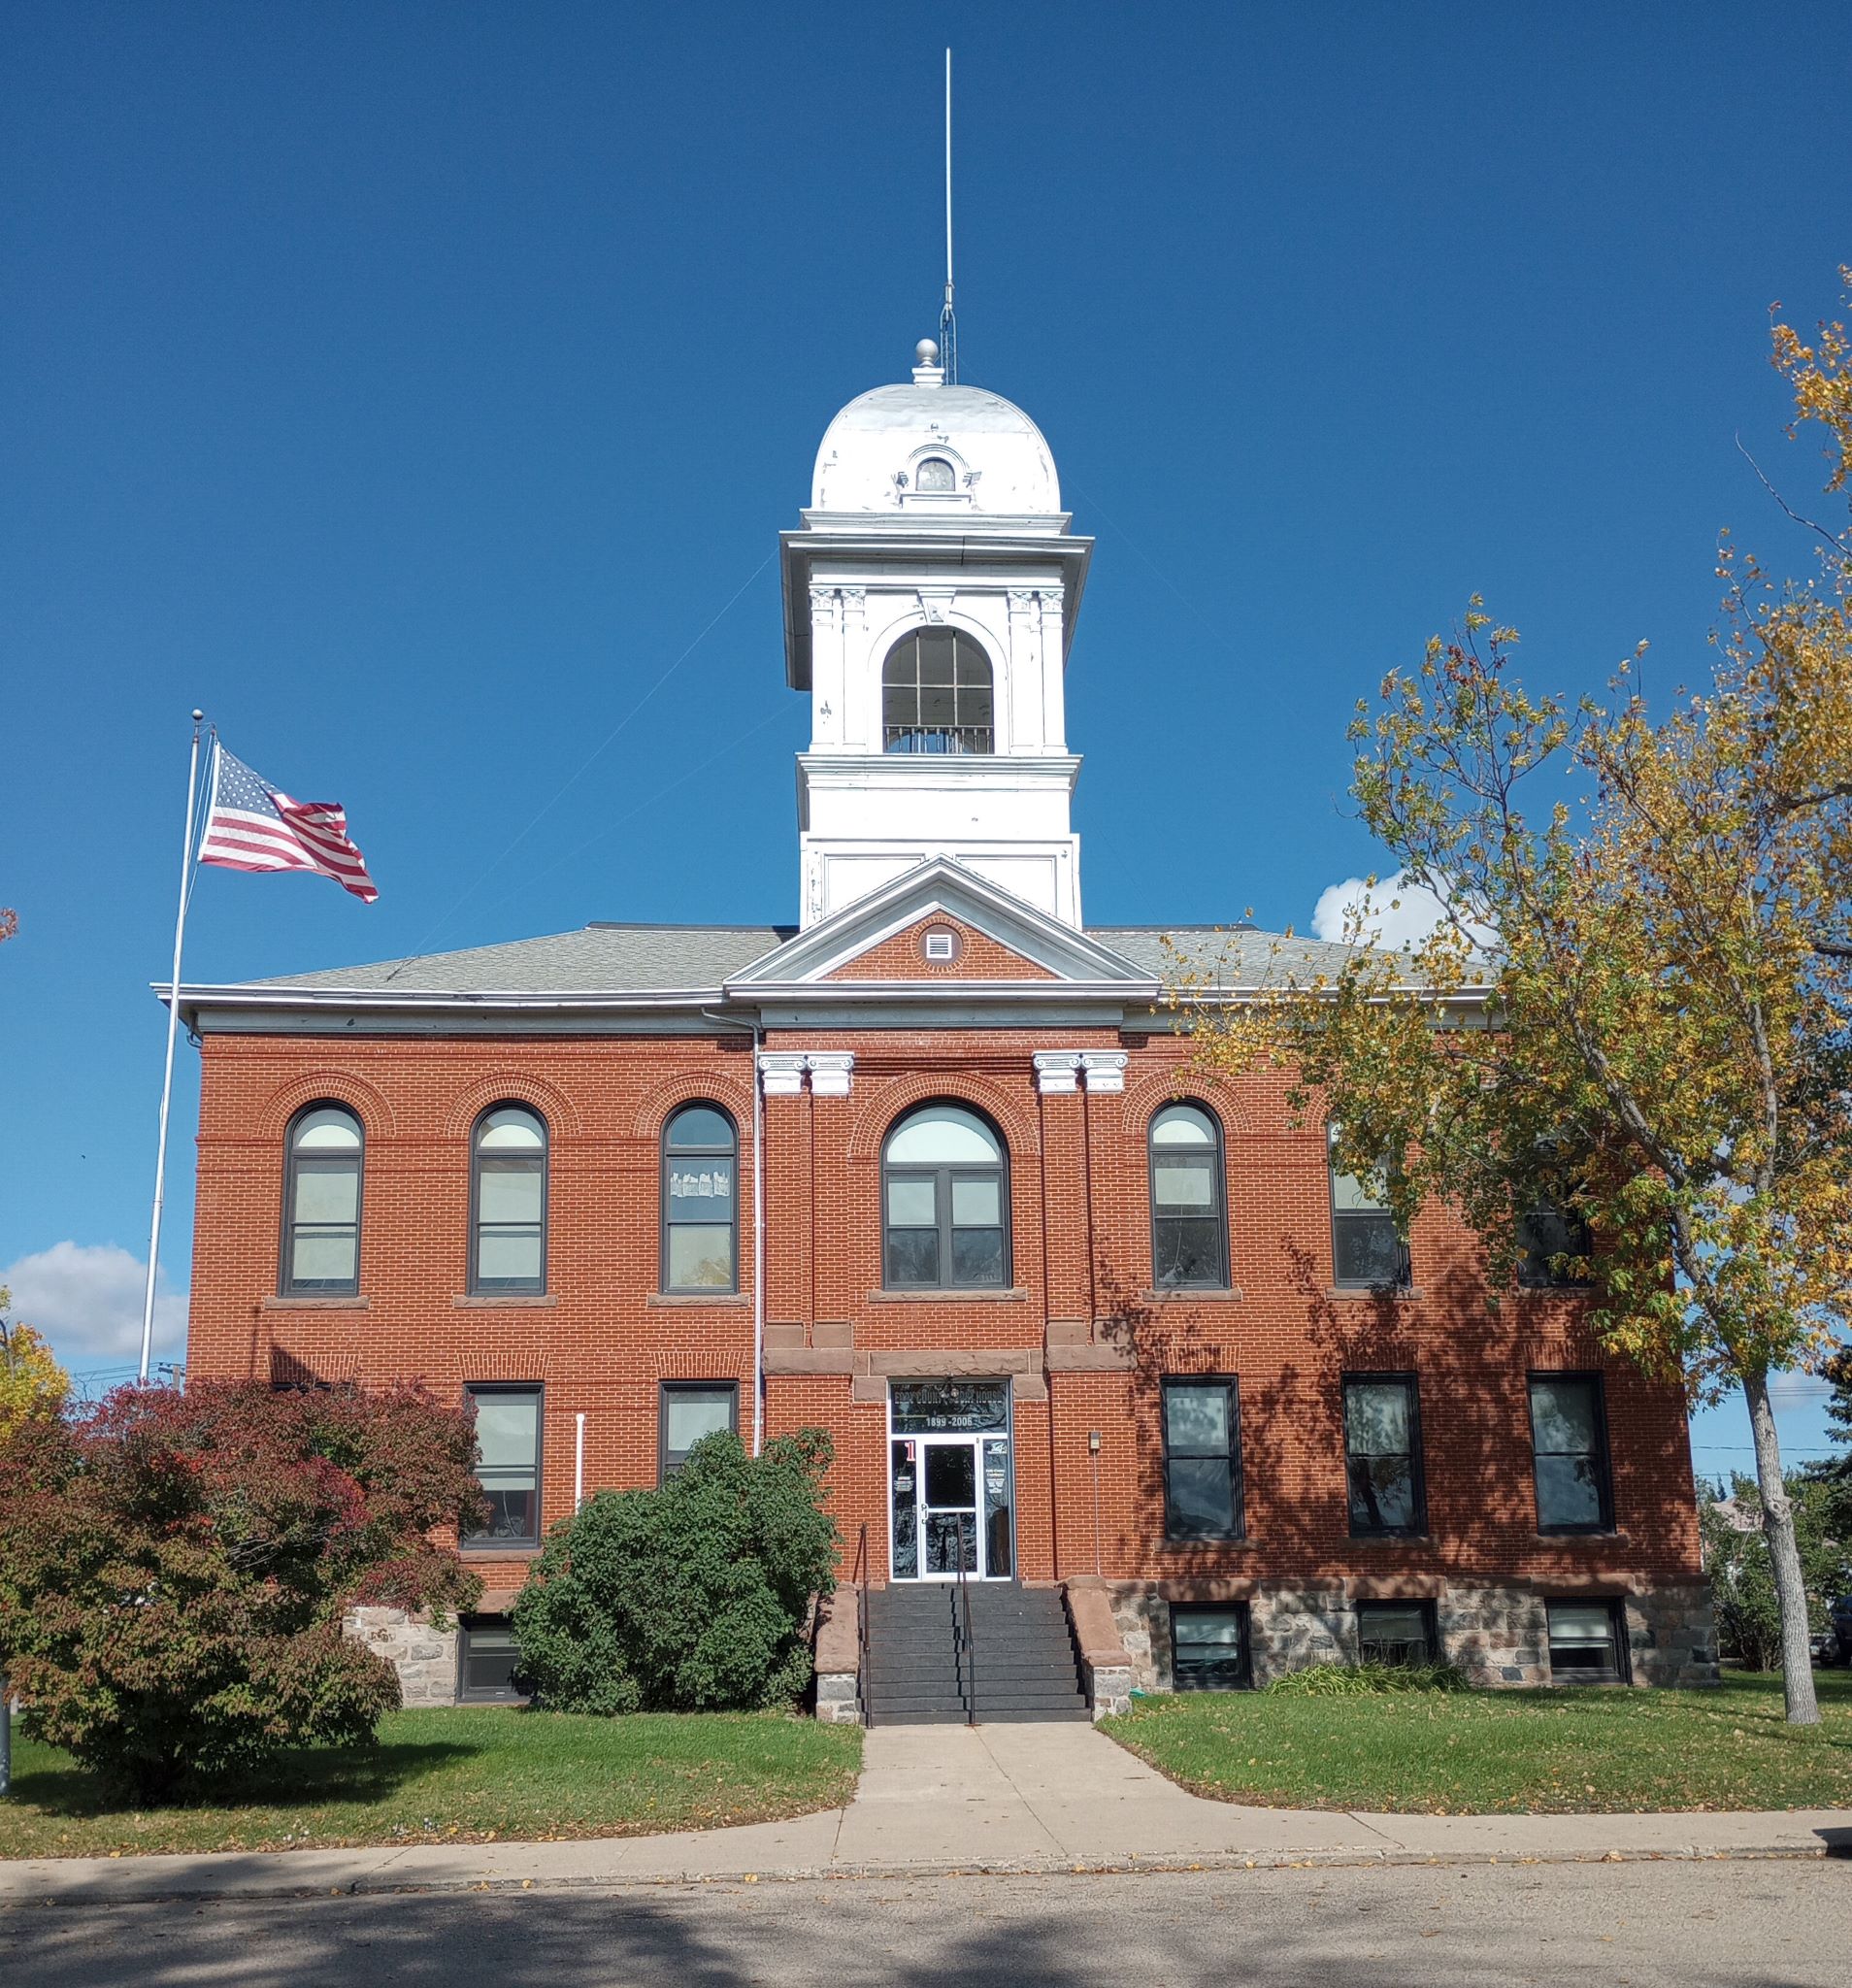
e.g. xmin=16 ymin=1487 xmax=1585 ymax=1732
xmin=703 ymin=1007 xmax=765 ymax=1456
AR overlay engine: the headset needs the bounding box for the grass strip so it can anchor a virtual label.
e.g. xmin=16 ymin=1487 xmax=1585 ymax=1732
xmin=0 ymin=1708 xmax=862 ymax=1859
xmin=1102 ymin=1669 xmax=1852 ymax=1814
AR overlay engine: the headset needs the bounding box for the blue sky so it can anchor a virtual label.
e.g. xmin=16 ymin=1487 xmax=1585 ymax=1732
xmin=2 ymin=1 xmax=1844 ymax=1471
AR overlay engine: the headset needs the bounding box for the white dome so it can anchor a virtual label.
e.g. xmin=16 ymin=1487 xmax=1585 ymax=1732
xmin=810 ymin=380 xmax=1061 ymax=515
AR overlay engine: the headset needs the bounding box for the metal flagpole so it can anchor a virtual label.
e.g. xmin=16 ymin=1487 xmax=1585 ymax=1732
xmin=139 ymin=712 xmax=207 ymax=1385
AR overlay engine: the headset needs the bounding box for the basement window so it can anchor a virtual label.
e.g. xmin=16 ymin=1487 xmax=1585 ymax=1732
xmin=1546 ymin=1599 xmax=1630 ymax=1683
xmin=1171 ymin=1604 xmax=1251 ymax=1692
xmin=457 ymin=1620 xmax=524 ymax=1704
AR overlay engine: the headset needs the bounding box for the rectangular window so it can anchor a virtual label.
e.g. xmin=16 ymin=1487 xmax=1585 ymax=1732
xmin=1528 ymin=1374 xmax=1613 ymax=1533
xmin=659 ymin=1381 xmax=739 ymax=1477
xmin=1357 ymin=1600 xmax=1438 ymax=1668
xmin=464 ymin=1383 xmax=542 ymax=1547
xmin=1171 ymin=1603 xmax=1250 ymax=1691
xmin=1342 ymin=1374 xmax=1426 ymax=1537
xmin=1546 ymin=1598 xmax=1629 ymax=1682
xmin=1517 ymin=1207 xmax=1593 ymax=1288
xmin=457 ymin=1619 xmax=524 ymax=1703
xmin=1329 ymin=1126 xmax=1409 ymax=1288
xmin=1161 ymin=1376 xmax=1242 ymax=1541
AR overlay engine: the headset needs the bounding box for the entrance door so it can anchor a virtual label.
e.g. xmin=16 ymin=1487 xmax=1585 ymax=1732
xmin=888 ymin=1379 xmax=1013 ymax=1581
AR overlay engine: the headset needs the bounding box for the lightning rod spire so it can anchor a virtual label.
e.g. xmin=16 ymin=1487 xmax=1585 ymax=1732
xmin=939 ymin=47 xmax=958 ymax=384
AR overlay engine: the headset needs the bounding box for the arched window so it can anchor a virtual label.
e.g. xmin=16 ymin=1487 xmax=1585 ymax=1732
xmin=281 ymin=1104 xmax=363 ymax=1296
xmin=1149 ymin=1103 xmax=1228 ymax=1288
xmin=913 ymin=454 xmax=956 ymax=493
xmin=881 ymin=628 xmax=993 ymax=755
xmin=471 ymin=1105 xmax=547 ymax=1294
xmin=883 ymin=1103 xmax=1009 ymax=1289
xmin=662 ymin=1104 xmax=738 ymax=1292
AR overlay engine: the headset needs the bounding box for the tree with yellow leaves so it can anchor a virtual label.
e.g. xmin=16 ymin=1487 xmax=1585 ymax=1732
xmin=1176 ymin=273 xmax=1852 ymax=1725
xmin=0 ymin=1294 xmax=69 ymax=1439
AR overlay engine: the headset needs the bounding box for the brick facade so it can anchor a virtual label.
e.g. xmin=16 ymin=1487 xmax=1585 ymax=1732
xmin=184 ymin=1011 xmax=1711 ymax=1701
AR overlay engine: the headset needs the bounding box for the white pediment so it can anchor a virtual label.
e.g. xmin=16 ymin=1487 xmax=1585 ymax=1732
xmin=725 ymin=856 xmax=1152 ymax=990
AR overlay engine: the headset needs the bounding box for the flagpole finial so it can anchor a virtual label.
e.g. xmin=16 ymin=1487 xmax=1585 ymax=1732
xmin=191 ymin=709 xmax=204 ymax=723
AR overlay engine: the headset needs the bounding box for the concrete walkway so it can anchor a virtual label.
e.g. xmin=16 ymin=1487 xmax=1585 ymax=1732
xmin=4 ymin=1722 xmax=1847 ymax=1905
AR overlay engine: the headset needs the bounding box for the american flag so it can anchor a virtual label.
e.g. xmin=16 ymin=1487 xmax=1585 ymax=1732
xmin=197 ymin=743 xmax=379 ymax=903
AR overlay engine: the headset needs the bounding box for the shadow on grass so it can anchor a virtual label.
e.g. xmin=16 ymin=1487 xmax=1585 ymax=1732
xmin=13 ymin=1738 xmax=480 ymax=1820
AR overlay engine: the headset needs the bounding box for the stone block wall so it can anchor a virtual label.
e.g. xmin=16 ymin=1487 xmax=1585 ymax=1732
xmin=346 ymin=1607 xmax=459 ymax=1706
xmin=1106 ymin=1579 xmax=1717 ymax=1693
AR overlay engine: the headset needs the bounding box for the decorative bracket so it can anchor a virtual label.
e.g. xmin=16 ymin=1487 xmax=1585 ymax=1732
xmin=758 ymin=1050 xmax=856 ymax=1098
xmin=1034 ymin=1050 xmax=1127 ymax=1096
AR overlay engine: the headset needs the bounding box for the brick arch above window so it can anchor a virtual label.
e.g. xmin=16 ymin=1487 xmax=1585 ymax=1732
xmin=845 ymin=1071 xmax=1040 ymax=1164
xmin=442 ymin=1073 xmax=581 ymax=1143
xmin=1116 ymin=1064 xmax=1250 ymax=1145
xmin=258 ymin=1070 xmax=398 ymax=1143
xmin=631 ymin=1071 xmax=755 ymax=1144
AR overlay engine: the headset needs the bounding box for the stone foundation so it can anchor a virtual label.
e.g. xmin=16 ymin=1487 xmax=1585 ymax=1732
xmin=345 ymin=1607 xmax=459 ymax=1706
xmin=1105 ymin=1579 xmax=1717 ymax=1693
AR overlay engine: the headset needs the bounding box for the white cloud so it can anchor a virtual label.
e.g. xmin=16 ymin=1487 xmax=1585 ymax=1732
xmin=1310 ymin=871 xmax=1458 ymax=949
xmin=1 ymin=1242 xmax=188 ymax=1367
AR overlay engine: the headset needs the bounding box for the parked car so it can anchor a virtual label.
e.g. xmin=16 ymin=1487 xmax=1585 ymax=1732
xmin=1829 ymin=1594 xmax=1852 ymax=1666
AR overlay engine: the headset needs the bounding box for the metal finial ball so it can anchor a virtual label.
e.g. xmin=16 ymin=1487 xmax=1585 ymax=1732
xmin=192 ymin=709 xmax=205 ymax=722
xmin=915 ymin=338 xmax=940 ymax=366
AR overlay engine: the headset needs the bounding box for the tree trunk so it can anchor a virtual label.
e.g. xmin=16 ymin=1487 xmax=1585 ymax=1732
xmin=1741 ymin=1370 xmax=1820 ymax=1724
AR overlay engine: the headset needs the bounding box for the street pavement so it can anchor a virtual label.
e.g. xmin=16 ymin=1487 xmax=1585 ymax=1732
xmin=4 ymin=1860 xmax=1847 ymax=1987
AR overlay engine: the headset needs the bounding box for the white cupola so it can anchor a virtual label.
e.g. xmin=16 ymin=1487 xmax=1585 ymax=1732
xmin=780 ymin=341 xmax=1094 ymax=928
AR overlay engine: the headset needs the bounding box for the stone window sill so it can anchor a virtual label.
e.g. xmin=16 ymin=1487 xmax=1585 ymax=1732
xmin=647 ymin=1291 xmax=750 ymax=1308
xmin=1350 ymin=1532 xmax=1434 ymax=1545
xmin=1161 ymin=1535 xmax=1250 ymax=1551
xmin=868 ymin=1287 xmax=1029 ymax=1303
xmin=453 ymin=1294 xmax=557 ymax=1309
xmin=263 ymin=1295 xmax=370 ymax=1310
xmin=1140 ymin=1287 xmax=1244 ymax=1303
xmin=460 ymin=1543 xmax=541 ymax=1559
xmin=1327 ymin=1286 xmax=1424 ymax=1302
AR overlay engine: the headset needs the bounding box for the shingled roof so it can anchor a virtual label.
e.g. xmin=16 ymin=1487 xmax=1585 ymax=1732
xmin=248 ymin=920 xmax=1372 ymax=996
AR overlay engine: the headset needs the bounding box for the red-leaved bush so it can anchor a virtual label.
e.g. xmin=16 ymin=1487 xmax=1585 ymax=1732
xmin=0 ymin=1380 xmax=484 ymax=1802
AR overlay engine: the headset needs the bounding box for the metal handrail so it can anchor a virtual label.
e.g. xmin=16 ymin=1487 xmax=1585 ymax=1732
xmin=852 ymin=1520 xmax=871 ymax=1726
xmin=953 ymin=1523 xmax=976 ymax=1727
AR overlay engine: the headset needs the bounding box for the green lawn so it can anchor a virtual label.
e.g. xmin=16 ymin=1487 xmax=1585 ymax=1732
xmin=1102 ymin=1670 xmax=1852 ymax=1814
xmin=0 ymin=1709 xmax=862 ymax=1860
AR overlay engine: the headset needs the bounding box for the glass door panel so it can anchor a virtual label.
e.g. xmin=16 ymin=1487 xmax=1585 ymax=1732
xmin=922 ymin=1441 xmax=978 ymax=1576
xmin=890 ymin=1440 xmax=918 ymax=1579
xmin=982 ymin=1435 xmax=1012 ymax=1578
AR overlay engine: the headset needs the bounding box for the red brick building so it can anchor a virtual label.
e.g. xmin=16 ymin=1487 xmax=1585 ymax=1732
xmin=176 ymin=344 xmax=1712 ymax=1714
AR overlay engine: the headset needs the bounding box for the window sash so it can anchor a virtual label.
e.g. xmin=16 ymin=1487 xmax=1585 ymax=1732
xmin=662 ymin=1112 xmax=738 ymax=1293
xmin=1172 ymin=1604 xmax=1250 ymax=1691
xmin=660 ymin=1382 xmax=739 ymax=1475
xmin=1518 ymin=1207 xmax=1593 ymax=1288
xmin=1547 ymin=1599 xmax=1627 ymax=1680
xmin=464 ymin=1386 xmax=542 ymax=1546
xmin=1529 ymin=1375 xmax=1613 ymax=1533
xmin=458 ymin=1623 xmax=524 ymax=1703
xmin=1161 ymin=1378 xmax=1242 ymax=1540
xmin=281 ymin=1127 xmax=362 ymax=1297
xmin=472 ymin=1140 xmax=546 ymax=1294
xmin=1149 ymin=1111 xmax=1228 ymax=1289
xmin=1358 ymin=1602 xmax=1437 ymax=1668
xmin=882 ymin=1162 xmax=1009 ymax=1290
xmin=1343 ymin=1376 xmax=1426 ymax=1536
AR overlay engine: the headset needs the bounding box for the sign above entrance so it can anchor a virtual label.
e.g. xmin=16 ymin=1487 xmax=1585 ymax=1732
xmin=890 ymin=1378 xmax=1009 ymax=1434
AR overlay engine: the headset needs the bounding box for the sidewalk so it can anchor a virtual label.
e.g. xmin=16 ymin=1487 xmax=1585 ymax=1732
xmin=4 ymin=1722 xmax=1847 ymax=1905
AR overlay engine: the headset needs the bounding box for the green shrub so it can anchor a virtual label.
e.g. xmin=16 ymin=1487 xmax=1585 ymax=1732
xmin=1265 ymin=1660 xmax=1470 ymax=1696
xmin=512 ymin=1428 xmax=837 ymax=1713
